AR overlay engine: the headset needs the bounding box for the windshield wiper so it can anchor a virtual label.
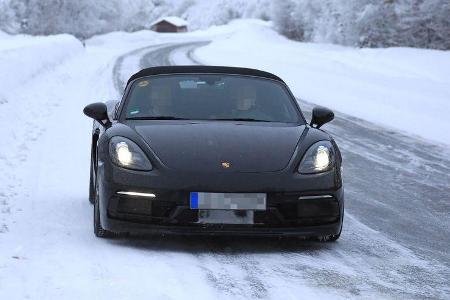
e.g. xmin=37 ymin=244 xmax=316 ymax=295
xmin=126 ymin=116 xmax=188 ymax=120
xmin=214 ymin=118 xmax=273 ymax=122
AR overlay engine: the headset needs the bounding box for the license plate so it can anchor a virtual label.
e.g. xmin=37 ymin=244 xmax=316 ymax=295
xmin=198 ymin=210 xmax=254 ymax=224
xmin=190 ymin=192 xmax=266 ymax=210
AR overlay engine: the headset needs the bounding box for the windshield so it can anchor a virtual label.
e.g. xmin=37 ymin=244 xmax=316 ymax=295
xmin=123 ymin=74 xmax=302 ymax=123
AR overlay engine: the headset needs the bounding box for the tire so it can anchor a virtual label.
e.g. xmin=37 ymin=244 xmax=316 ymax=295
xmin=93 ymin=176 xmax=116 ymax=238
xmin=89 ymin=135 xmax=99 ymax=205
xmin=316 ymin=203 xmax=344 ymax=242
xmin=314 ymin=218 xmax=343 ymax=242
xmin=317 ymin=232 xmax=341 ymax=242
xmin=88 ymin=157 xmax=95 ymax=204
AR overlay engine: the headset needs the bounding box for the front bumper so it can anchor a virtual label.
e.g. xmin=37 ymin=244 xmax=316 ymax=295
xmin=97 ymin=162 xmax=344 ymax=237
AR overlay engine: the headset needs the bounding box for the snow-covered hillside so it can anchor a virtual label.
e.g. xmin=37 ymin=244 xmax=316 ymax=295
xmin=1 ymin=0 xmax=449 ymax=49
xmin=0 ymin=0 xmax=270 ymax=38
xmin=194 ymin=20 xmax=450 ymax=145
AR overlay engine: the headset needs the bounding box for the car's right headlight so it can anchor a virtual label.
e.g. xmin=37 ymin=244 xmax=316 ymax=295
xmin=298 ymin=141 xmax=335 ymax=174
xmin=109 ymin=136 xmax=152 ymax=171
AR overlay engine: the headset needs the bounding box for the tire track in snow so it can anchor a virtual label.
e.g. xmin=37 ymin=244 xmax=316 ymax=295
xmin=112 ymin=41 xmax=208 ymax=94
xmin=139 ymin=41 xmax=208 ymax=70
xmin=111 ymin=42 xmax=450 ymax=299
xmin=112 ymin=43 xmax=172 ymax=94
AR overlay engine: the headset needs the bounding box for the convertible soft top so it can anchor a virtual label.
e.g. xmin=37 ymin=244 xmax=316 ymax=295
xmin=127 ymin=65 xmax=285 ymax=85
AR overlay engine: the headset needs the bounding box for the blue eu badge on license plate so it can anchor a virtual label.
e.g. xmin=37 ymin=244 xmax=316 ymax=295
xmin=190 ymin=192 xmax=199 ymax=209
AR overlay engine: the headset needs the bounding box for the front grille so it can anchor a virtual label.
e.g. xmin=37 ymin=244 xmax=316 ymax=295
xmin=277 ymin=199 xmax=339 ymax=219
xmin=151 ymin=201 xmax=177 ymax=218
xmin=109 ymin=192 xmax=340 ymax=226
xmin=115 ymin=197 xmax=176 ymax=218
xmin=116 ymin=197 xmax=152 ymax=216
xmin=269 ymin=193 xmax=340 ymax=225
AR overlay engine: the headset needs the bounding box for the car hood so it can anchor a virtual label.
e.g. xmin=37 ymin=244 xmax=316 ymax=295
xmin=132 ymin=121 xmax=305 ymax=173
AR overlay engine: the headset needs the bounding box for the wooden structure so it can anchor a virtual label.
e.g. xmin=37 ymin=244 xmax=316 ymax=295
xmin=150 ymin=16 xmax=188 ymax=33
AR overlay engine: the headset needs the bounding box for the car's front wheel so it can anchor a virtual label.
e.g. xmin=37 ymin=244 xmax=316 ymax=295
xmin=314 ymin=217 xmax=343 ymax=242
xmin=316 ymin=232 xmax=341 ymax=242
xmin=88 ymin=156 xmax=95 ymax=204
xmin=93 ymin=176 xmax=116 ymax=238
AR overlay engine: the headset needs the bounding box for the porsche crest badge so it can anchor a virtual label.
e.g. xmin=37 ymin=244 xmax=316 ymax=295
xmin=221 ymin=162 xmax=231 ymax=169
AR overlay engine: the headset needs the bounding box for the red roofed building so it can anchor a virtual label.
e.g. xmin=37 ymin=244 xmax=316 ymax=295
xmin=150 ymin=16 xmax=188 ymax=33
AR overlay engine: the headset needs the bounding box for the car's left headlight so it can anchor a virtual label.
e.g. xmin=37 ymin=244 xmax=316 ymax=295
xmin=109 ymin=136 xmax=152 ymax=171
xmin=298 ymin=141 xmax=335 ymax=174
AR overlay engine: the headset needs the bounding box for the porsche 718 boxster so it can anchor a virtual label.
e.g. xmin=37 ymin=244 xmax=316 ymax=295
xmin=83 ymin=66 xmax=344 ymax=241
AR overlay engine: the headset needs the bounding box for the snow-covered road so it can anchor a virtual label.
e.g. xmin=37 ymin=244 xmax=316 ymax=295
xmin=1 ymin=28 xmax=449 ymax=299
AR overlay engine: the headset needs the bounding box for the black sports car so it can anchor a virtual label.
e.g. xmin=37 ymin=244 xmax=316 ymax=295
xmin=83 ymin=66 xmax=344 ymax=241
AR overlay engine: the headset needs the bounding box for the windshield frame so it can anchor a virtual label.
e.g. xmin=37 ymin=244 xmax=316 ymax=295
xmin=117 ymin=73 xmax=307 ymax=124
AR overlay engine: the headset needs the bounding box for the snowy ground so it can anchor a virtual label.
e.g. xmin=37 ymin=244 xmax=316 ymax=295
xmin=0 ymin=21 xmax=449 ymax=299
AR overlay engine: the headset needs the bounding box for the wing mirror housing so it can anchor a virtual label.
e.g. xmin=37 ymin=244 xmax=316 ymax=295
xmin=310 ymin=106 xmax=334 ymax=129
xmin=83 ymin=102 xmax=110 ymax=126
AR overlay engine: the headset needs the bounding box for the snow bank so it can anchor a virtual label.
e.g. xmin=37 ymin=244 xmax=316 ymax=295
xmin=0 ymin=33 xmax=84 ymax=205
xmin=0 ymin=30 xmax=9 ymax=38
xmin=0 ymin=33 xmax=83 ymax=92
xmin=87 ymin=30 xmax=160 ymax=48
xmin=194 ymin=20 xmax=450 ymax=145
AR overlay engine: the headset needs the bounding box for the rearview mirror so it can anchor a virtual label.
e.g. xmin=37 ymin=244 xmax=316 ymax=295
xmin=83 ymin=102 xmax=108 ymax=124
xmin=310 ymin=107 xmax=334 ymax=129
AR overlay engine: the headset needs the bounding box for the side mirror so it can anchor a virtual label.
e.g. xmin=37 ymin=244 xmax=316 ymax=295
xmin=310 ymin=106 xmax=334 ymax=129
xmin=83 ymin=102 xmax=108 ymax=124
